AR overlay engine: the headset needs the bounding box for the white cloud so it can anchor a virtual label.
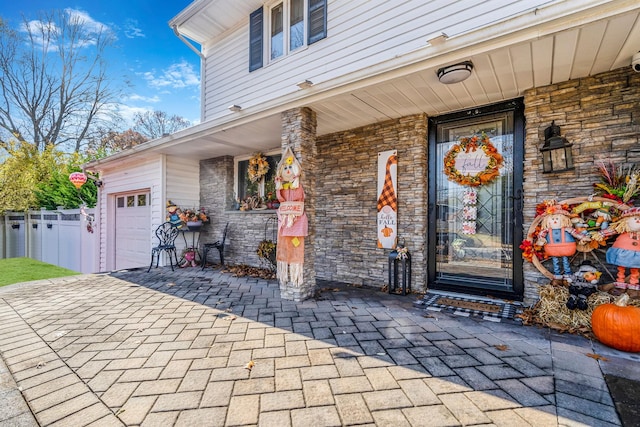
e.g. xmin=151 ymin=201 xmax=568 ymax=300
xmin=126 ymin=94 xmax=161 ymax=103
xmin=117 ymin=104 xmax=152 ymax=125
xmin=142 ymin=60 xmax=200 ymax=90
xmin=19 ymin=9 xmax=113 ymax=50
xmin=123 ymin=19 xmax=145 ymax=39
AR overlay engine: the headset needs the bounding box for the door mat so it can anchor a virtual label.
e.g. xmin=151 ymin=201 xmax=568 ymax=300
xmin=415 ymin=292 xmax=520 ymax=321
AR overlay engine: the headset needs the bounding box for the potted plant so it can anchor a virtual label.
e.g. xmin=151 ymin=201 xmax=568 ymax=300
xmin=179 ymin=207 xmax=209 ymax=231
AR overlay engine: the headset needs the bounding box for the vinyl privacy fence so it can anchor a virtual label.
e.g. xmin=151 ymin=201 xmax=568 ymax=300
xmin=1 ymin=209 xmax=97 ymax=274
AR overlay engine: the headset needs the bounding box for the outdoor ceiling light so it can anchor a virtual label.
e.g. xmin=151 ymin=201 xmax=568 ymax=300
xmin=296 ymin=79 xmax=314 ymax=89
xmin=437 ymin=61 xmax=474 ymax=84
xmin=228 ymin=104 xmax=242 ymax=112
xmin=426 ymin=32 xmax=448 ymax=46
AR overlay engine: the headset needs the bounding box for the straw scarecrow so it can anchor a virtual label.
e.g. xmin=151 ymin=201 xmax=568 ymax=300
xmin=275 ymin=148 xmax=308 ymax=287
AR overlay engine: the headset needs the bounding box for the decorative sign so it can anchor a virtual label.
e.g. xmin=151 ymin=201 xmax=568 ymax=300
xmin=443 ymin=133 xmax=502 ymax=187
xmin=69 ymin=172 xmax=87 ymax=189
xmin=278 ymin=201 xmax=304 ymax=216
xmin=377 ymin=150 xmax=398 ymax=249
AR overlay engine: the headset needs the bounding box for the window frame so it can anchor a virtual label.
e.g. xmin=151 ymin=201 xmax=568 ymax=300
xmin=234 ymin=149 xmax=282 ymax=202
xmin=251 ymin=0 xmax=326 ymax=71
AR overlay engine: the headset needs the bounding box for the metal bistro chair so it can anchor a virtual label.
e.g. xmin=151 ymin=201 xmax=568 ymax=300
xmin=147 ymin=222 xmax=180 ymax=272
xmin=202 ymin=223 xmax=229 ymax=270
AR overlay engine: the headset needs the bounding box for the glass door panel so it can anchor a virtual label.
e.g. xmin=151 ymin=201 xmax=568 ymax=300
xmin=432 ymin=111 xmax=518 ymax=294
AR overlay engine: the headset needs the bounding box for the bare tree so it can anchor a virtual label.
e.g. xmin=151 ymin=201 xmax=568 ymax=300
xmin=85 ymin=128 xmax=148 ymax=158
xmin=0 ymin=11 xmax=120 ymax=152
xmin=133 ymin=110 xmax=191 ymax=139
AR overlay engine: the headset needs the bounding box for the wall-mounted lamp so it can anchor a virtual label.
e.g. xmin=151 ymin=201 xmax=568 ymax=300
xmin=296 ymin=79 xmax=314 ymax=89
xmin=228 ymin=104 xmax=242 ymax=112
xmin=541 ymin=121 xmax=574 ymax=173
xmin=426 ymin=32 xmax=448 ymax=46
xmin=437 ymin=61 xmax=473 ymax=84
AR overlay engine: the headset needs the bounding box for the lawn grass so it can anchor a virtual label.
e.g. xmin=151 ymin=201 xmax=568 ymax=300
xmin=0 ymin=258 xmax=79 ymax=287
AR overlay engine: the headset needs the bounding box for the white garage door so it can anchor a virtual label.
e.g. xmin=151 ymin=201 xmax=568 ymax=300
xmin=115 ymin=192 xmax=151 ymax=270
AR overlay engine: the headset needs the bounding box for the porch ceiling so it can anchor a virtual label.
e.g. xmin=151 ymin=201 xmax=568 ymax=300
xmin=156 ymin=6 xmax=639 ymax=161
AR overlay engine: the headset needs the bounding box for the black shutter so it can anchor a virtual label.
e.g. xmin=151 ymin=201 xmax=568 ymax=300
xmin=249 ymin=7 xmax=263 ymax=72
xmin=307 ymin=0 xmax=327 ymax=45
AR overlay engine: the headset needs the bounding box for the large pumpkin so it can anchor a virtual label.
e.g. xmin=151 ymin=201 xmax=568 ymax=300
xmin=591 ymin=294 xmax=640 ymax=353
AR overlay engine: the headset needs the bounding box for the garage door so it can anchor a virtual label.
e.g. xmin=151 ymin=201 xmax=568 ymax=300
xmin=115 ymin=192 xmax=151 ymax=269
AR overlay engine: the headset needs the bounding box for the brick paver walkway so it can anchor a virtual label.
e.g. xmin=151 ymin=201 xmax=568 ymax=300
xmin=0 ymin=267 xmax=638 ymax=426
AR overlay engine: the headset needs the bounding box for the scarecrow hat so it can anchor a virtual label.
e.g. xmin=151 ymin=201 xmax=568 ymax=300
xmin=620 ymin=207 xmax=640 ymax=218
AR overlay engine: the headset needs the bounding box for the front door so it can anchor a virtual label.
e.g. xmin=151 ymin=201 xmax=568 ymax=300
xmin=428 ymin=100 xmax=524 ymax=300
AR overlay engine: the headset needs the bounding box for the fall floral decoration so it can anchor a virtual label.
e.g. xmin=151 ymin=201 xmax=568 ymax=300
xmin=179 ymin=207 xmax=209 ymax=223
xmin=443 ymin=133 xmax=503 ymax=187
xmin=593 ymin=159 xmax=640 ymax=204
xmin=248 ymin=152 xmax=270 ymax=183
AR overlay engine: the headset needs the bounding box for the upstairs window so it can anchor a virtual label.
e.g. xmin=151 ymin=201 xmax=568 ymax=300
xmin=249 ymin=0 xmax=327 ymax=71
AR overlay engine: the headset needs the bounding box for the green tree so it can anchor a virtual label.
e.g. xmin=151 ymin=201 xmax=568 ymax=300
xmin=0 ymin=141 xmax=96 ymax=213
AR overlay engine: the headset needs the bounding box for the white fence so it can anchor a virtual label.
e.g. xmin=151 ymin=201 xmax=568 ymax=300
xmin=1 ymin=209 xmax=97 ymax=274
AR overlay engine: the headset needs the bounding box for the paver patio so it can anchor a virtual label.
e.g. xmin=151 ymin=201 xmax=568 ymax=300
xmin=0 ymin=267 xmax=638 ymax=426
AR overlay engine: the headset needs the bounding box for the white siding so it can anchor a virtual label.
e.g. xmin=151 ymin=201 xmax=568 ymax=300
xmin=166 ymin=157 xmax=201 ymax=256
xmin=201 ymin=0 xmax=557 ymax=121
xmin=97 ymin=155 xmax=165 ymax=271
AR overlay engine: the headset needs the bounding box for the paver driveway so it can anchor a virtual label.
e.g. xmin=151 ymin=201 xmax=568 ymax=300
xmin=0 ymin=267 xmax=638 ymax=426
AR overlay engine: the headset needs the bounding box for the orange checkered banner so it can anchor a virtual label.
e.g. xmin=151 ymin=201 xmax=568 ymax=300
xmin=377 ymin=150 xmax=398 ymax=249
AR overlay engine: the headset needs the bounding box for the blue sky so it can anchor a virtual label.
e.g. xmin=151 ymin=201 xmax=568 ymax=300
xmin=3 ymin=0 xmax=202 ymax=126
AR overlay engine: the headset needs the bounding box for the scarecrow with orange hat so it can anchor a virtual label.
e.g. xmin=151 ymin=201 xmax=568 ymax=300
xmin=536 ymin=204 xmax=591 ymax=281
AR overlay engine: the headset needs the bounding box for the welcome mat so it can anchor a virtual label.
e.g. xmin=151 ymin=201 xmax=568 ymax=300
xmin=415 ymin=292 xmax=520 ymax=321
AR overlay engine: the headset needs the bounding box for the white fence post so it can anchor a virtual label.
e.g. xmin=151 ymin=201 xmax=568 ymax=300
xmin=5 ymin=212 xmax=25 ymax=258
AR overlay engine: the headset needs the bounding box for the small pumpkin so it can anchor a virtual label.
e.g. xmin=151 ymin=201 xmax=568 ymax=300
xmin=591 ymin=293 xmax=640 ymax=353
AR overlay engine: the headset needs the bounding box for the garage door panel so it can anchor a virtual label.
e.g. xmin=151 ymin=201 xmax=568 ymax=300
xmin=115 ymin=192 xmax=150 ymax=269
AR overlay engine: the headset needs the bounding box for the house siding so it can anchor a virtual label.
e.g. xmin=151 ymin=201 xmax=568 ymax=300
xmin=97 ymin=156 xmax=163 ymax=271
xmin=201 ymin=0 xmax=558 ymax=122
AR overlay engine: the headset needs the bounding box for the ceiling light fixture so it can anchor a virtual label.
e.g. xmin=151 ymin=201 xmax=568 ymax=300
xmin=426 ymin=32 xmax=448 ymax=46
xmin=296 ymin=79 xmax=314 ymax=89
xmin=437 ymin=61 xmax=474 ymax=84
xmin=228 ymin=104 xmax=242 ymax=112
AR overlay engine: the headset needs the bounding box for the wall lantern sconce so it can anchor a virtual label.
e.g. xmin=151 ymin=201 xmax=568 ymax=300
xmin=541 ymin=121 xmax=574 ymax=173
xmin=228 ymin=104 xmax=242 ymax=112
xmin=437 ymin=61 xmax=473 ymax=84
xmin=296 ymin=79 xmax=313 ymax=89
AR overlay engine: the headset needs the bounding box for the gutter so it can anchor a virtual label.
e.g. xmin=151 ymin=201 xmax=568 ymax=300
xmin=172 ymin=25 xmax=205 ymax=60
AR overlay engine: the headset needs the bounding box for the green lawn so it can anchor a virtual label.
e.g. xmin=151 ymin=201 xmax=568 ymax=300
xmin=0 ymin=258 xmax=79 ymax=287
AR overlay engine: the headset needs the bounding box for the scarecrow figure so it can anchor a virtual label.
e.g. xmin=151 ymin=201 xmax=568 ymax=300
xmin=166 ymin=201 xmax=183 ymax=228
xmin=536 ymin=205 xmax=590 ymax=282
xmin=594 ymin=207 xmax=640 ymax=297
xmin=566 ymin=260 xmax=600 ymax=310
xmin=275 ymin=148 xmax=308 ymax=287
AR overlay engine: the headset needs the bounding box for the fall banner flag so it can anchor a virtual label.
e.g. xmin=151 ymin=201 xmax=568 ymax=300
xmin=377 ymin=150 xmax=398 ymax=249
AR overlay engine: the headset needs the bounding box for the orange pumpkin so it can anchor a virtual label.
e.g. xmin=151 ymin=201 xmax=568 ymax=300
xmin=591 ymin=294 xmax=640 ymax=353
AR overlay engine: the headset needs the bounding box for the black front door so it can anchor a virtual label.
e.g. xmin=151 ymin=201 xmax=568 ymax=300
xmin=428 ymin=99 xmax=524 ymax=300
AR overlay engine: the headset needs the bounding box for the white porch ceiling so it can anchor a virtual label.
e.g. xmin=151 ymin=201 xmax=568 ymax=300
xmin=155 ymin=6 xmax=640 ymax=161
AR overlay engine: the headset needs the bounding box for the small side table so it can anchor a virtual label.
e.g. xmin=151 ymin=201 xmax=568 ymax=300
xmin=388 ymin=249 xmax=411 ymax=295
xmin=179 ymin=229 xmax=201 ymax=266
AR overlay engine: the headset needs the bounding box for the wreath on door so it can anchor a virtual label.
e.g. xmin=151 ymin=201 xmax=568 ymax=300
xmin=443 ymin=133 xmax=503 ymax=187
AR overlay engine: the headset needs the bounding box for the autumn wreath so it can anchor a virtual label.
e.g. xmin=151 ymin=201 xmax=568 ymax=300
xmin=443 ymin=133 xmax=503 ymax=187
xmin=248 ymin=152 xmax=270 ymax=183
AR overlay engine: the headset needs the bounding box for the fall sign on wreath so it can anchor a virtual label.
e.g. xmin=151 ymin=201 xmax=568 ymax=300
xmin=443 ymin=133 xmax=503 ymax=187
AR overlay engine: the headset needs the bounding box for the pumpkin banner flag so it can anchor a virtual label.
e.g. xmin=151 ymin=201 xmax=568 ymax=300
xmin=377 ymin=150 xmax=398 ymax=249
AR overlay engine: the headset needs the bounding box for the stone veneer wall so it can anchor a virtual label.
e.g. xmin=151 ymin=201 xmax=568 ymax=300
xmin=522 ymin=67 xmax=640 ymax=302
xmin=199 ymin=155 xmax=278 ymax=269
xmin=314 ymin=114 xmax=428 ymax=289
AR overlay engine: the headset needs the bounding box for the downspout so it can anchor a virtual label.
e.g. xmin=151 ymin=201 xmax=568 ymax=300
xmin=172 ymin=25 xmax=205 ymax=60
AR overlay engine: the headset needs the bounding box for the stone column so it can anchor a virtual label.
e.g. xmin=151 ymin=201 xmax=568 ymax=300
xmin=280 ymin=107 xmax=317 ymax=301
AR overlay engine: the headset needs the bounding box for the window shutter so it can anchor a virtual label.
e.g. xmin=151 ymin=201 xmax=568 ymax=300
xmin=307 ymin=0 xmax=327 ymax=45
xmin=249 ymin=7 xmax=263 ymax=72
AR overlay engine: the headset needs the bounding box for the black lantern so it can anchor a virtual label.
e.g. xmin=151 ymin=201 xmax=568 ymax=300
xmin=541 ymin=121 xmax=574 ymax=173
